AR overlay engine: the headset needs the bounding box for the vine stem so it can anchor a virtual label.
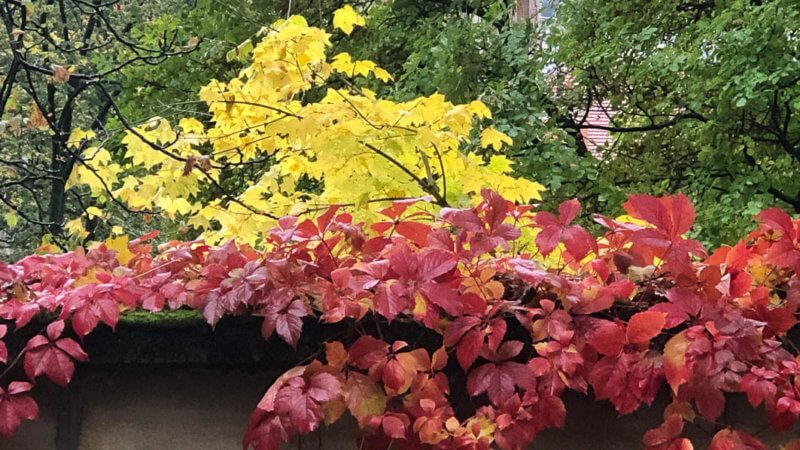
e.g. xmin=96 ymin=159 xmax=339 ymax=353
xmin=0 ymin=347 xmax=27 ymax=381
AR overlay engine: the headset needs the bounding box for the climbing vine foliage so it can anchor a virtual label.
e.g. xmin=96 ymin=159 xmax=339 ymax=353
xmin=1 ymin=189 xmax=800 ymax=449
xmin=66 ymin=12 xmax=542 ymax=245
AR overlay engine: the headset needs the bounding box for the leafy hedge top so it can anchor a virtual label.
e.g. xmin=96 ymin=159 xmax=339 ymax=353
xmin=0 ymin=189 xmax=799 ymax=449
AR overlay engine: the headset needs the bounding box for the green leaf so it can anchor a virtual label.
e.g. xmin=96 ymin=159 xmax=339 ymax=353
xmin=4 ymin=211 xmax=18 ymax=228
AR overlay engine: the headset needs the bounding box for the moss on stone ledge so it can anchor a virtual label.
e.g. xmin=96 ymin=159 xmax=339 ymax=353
xmin=118 ymin=308 xmax=206 ymax=328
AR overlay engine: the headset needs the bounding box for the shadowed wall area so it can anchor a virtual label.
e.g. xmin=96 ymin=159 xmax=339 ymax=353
xmin=0 ymin=314 xmax=797 ymax=449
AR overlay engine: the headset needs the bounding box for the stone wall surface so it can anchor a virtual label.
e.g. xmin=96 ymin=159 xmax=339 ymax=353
xmin=0 ymin=317 xmax=796 ymax=449
xmin=0 ymin=365 xmax=797 ymax=450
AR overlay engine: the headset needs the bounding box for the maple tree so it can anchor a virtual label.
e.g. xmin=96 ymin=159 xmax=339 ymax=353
xmin=0 ymin=0 xmax=197 ymax=256
xmin=0 ymin=186 xmax=797 ymax=449
xmin=63 ymin=10 xmax=543 ymax=246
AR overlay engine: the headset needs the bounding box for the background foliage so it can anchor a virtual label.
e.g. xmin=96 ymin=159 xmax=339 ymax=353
xmin=2 ymin=0 xmax=798 ymax=257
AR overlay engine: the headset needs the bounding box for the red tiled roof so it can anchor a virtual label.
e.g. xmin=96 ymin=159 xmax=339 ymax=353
xmin=579 ymin=101 xmax=613 ymax=155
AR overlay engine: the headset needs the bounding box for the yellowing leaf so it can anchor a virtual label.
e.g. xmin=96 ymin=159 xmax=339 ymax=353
xmin=481 ymin=127 xmax=513 ymax=150
xmin=105 ymin=235 xmax=134 ymax=266
xmin=372 ymin=67 xmax=393 ymax=82
xmin=85 ymin=206 xmax=103 ymax=219
xmin=333 ymin=5 xmax=365 ymax=35
xmin=663 ymin=332 xmax=692 ymax=394
xmin=72 ymin=268 xmax=102 ymax=287
xmin=67 ymin=128 xmax=96 ymax=148
xmin=65 ymin=218 xmax=88 ymax=238
xmin=345 ymin=373 xmax=386 ymax=421
xmin=322 ymin=399 xmax=346 ymax=425
xmin=4 ymin=211 xmax=18 ymax=227
xmin=179 ymin=117 xmax=204 ymax=134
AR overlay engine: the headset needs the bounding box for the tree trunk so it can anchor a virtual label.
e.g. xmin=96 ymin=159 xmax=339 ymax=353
xmin=515 ymin=0 xmax=539 ymax=22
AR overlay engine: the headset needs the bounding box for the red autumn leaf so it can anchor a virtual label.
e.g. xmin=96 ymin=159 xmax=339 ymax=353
xmin=467 ymin=361 xmax=534 ymax=407
xmin=394 ymin=221 xmax=433 ymax=248
xmin=482 ymin=188 xmax=515 ymax=231
xmin=590 ymin=352 xmax=664 ymax=415
xmin=388 ymin=243 xmax=456 ymax=282
xmin=627 ymin=311 xmax=666 ymax=345
xmin=755 ymin=208 xmax=795 ymax=236
xmin=24 ymin=320 xmax=88 ymax=386
xmin=739 ymin=367 xmax=778 ymax=407
xmin=417 ymin=249 xmax=457 ymax=281
xmin=443 ymin=316 xmax=481 ymax=348
xmin=261 ymin=296 xmax=311 ymax=347
xmin=623 ymin=194 xmax=706 ymax=278
xmin=589 ymin=323 xmax=626 ymax=356
xmin=243 ymin=412 xmax=288 ymax=450
xmin=467 ymin=341 xmax=534 ymax=406
xmin=67 ymin=293 xmax=120 ymax=338
xmin=624 ymin=193 xmax=695 ymax=239
xmin=382 ymin=356 xmax=409 ymax=392
xmin=273 ymin=372 xmax=340 ymax=433
xmin=348 ymin=337 xmax=425 ymax=393
xmin=509 ymin=258 xmax=549 ymax=287
xmin=372 ymin=283 xmax=411 ymax=321
xmin=642 ymin=414 xmax=685 ymax=449
xmin=651 ymin=287 xmax=702 ymax=329
xmin=479 ymin=188 xmax=522 ymax=244
xmin=456 ymin=328 xmax=483 ymax=371
xmin=692 ymin=382 xmax=725 ymax=421
xmin=305 ymin=372 xmax=341 ymax=403
xmin=443 ymin=315 xmax=486 ymax=370
xmin=533 ymin=199 xmax=597 ymax=259
xmin=485 ymin=317 xmax=507 ymax=352
xmin=378 ymin=413 xmax=409 ymax=439
xmin=388 ymin=242 xmax=419 ymax=280
xmin=0 ymin=382 xmax=38 ymax=438
xmin=371 ymin=198 xmax=433 ymax=247
xmin=724 ymin=240 xmax=751 ymax=272
xmin=441 ymin=207 xmax=484 ymax=233
xmin=769 ymin=394 xmax=799 ymax=433
xmin=348 ymin=336 xmax=389 ymax=370
xmin=295 ymin=205 xmax=340 ymax=240
xmin=709 ymin=429 xmax=765 ymax=450
xmin=766 ymin=239 xmax=800 ymax=271
xmin=431 ymin=346 xmax=448 ymax=371
xmin=344 ymin=372 xmax=387 ymax=423
xmin=573 ymin=279 xmax=635 ymax=314
xmin=0 ymin=300 xmax=40 ymax=328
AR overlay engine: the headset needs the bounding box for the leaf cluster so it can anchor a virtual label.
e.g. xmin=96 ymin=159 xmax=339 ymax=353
xmin=0 ymin=190 xmax=799 ymax=449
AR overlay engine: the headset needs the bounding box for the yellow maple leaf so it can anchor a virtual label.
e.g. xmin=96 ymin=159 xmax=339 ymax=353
xmin=85 ymin=206 xmax=103 ymax=219
xmin=105 ymin=235 xmax=135 ymax=266
xmin=64 ymin=217 xmax=88 ymax=238
xmin=333 ymin=5 xmax=365 ymax=35
xmin=480 ymin=127 xmax=513 ymax=150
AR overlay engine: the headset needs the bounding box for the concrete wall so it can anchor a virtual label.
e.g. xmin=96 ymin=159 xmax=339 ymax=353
xmin=0 ymin=365 xmax=797 ymax=450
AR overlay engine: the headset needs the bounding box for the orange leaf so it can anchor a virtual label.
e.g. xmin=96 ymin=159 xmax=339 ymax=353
xmin=326 ymin=342 xmax=347 ymax=370
xmin=627 ymin=311 xmax=666 ymax=345
xmin=663 ymin=332 xmax=692 ymax=394
xmin=589 ymin=323 xmax=626 ymax=355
